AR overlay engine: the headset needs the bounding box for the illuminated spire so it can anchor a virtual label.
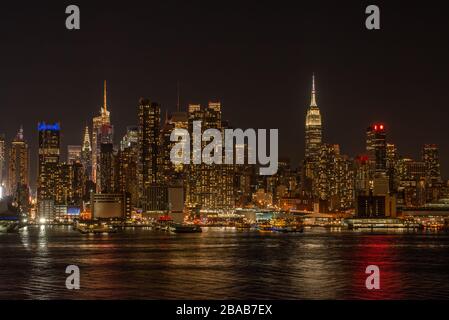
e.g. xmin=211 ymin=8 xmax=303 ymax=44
xmin=103 ymin=80 xmax=107 ymax=113
xmin=310 ymin=73 xmax=317 ymax=107
xmin=82 ymin=125 xmax=91 ymax=152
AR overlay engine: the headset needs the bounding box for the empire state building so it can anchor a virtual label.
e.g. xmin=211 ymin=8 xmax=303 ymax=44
xmin=305 ymin=74 xmax=322 ymax=162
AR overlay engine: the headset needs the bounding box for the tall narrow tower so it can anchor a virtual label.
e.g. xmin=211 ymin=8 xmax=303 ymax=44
xmin=81 ymin=125 xmax=92 ymax=180
xmin=103 ymin=79 xmax=108 ymax=115
xmin=305 ymin=74 xmax=322 ymax=162
xmin=83 ymin=126 xmax=91 ymax=151
xmin=92 ymin=80 xmax=112 ymax=187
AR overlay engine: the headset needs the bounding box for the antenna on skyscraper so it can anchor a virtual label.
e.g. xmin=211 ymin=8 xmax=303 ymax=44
xmin=310 ymin=73 xmax=317 ymax=107
xmin=176 ymin=81 xmax=180 ymax=112
xmin=103 ymin=80 xmax=107 ymax=113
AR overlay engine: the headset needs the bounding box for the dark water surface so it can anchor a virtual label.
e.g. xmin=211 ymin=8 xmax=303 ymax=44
xmin=1 ymin=226 xmax=449 ymax=299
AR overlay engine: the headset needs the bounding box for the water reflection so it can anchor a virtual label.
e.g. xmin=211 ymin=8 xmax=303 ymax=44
xmin=0 ymin=226 xmax=448 ymax=299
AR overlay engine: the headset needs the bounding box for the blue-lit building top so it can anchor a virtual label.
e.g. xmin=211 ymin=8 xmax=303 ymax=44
xmin=38 ymin=122 xmax=60 ymax=132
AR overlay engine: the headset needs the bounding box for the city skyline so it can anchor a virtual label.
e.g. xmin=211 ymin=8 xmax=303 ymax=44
xmin=0 ymin=75 xmax=447 ymax=191
xmin=2 ymin=1 xmax=449 ymax=303
xmin=1 ymin=1 xmax=449 ymax=186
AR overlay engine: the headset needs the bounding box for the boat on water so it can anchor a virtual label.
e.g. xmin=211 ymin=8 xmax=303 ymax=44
xmin=257 ymin=218 xmax=304 ymax=233
xmin=257 ymin=222 xmax=273 ymax=232
xmin=344 ymin=218 xmax=420 ymax=229
xmin=74 ymin=220 xmax=117 ymax=234
xmin=169 ymin=223 xmax=202 ymax=233
xmin=77 ymin=225 xmax=117 ymax=234
xmin=272 ymin=225 xmax=304 ymax=233
xmin=235 ymin=222 xmax=253 ymax=230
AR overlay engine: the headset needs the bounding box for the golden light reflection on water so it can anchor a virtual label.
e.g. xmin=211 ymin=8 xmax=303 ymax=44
xmin=1 ymin=226 xmax=449 ymax=299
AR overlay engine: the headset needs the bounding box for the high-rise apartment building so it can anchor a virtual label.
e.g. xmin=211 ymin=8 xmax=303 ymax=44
xmin=137 ymin=98 xmax=162 ymax=211
xmin=7 ymin=127 xmax=29 ymax=203
xmin=99 ymin=143 xmax=115 ymax=193
xmin=185 ymin=102 xmax=234 ymax=211
xmin=386 ymin=143 xmax=398 ymax=192
xmin=37 ymin=122 xmax=60 ymax=220
xmin=354 ymin=155 xmax=371 ymax=196
xmin=37 ymin=122 xmax=60 ymax=202
xmin=117 ymin=126 xmax=139 ymax=205
xmin=0 ymin=134 xmax=5 ymax=198
xmin=422 ymin=144 xmax=441 ymax=183
xmin=118 ymin=127 xmax=139 ymax=206
xmin=317 ymin=144 xmax=354 ymax=211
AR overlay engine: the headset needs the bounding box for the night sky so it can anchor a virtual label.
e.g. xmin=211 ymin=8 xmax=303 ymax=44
xmin=1 ymin=1 xmax=449 ymax=189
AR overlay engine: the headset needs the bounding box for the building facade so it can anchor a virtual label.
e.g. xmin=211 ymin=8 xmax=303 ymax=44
xmin=8 ymin=127 xmax=30 ymax=212
xmin=185 ymin=102 xmax=234 ymax=211
xmin=37 ymin=122 xmax=61 ymax=219
xmin=92 ymin=80 xmax=111 ymax=189
xmin=137 ymin=98 xmax=162 ymax=211
xmin=423 ymin=144 xmax=441 ymax=183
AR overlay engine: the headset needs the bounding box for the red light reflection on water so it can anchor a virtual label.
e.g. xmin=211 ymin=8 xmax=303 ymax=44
xmin=349 ymin=234 xmax=404 ymax=300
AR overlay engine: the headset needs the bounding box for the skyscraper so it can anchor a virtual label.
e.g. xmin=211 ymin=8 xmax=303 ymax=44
xmin=118 ymin=127 xmax=139 ymax=206
xmin=386 ymin=143 xmax=398 ymax=192
xmin=185 ymin=102 xmax=234 ymax=211
xmin=92 ymin=80 xmax=111 ymax=188
xmin=317 ymin=144 xmax=339 ymax=203
xmin=37 ymin=122 xmax=60 ymax=220
xmin=71 ymin=161 xmax=85 ymax=206
xmin=120 ymin=126 xmax=138 ymax=151
xmin=316 ymin=144 xmax=354 ymax=211
xmin=67 ymin=145 xmax=82 ymax=164
xmin=305 ymin=74 xmax=322 ymax=162
xmin=168 ymin=110 xmax=189 ymax=175
xmin=55 ymin=162 xmax=73 ymax=206
xmin=99 ymin=143 xmax=115 ymax=193
xmin=160 ymin=113 xmax=177 ymax=185
xmin=422 ymin=144 xmax=441 ymax=183
xmin=354 ymin=155 xmax=371 ymax=195
xmin=137 ymin=98 xmax=162 ymax=210
xmin=81 ymin=125 xmax=92 ymax=180
xmin=0 ymin=134 xmax=5 ymax=198
xmin=365 ymin=124 xmax=389 ymax=197
xmin=7 ymin=127 xmax=29 ymax=198
xmin=304 ymin=74 xmax=323 ymax=200
xmin=366 ymin=123 xmax=387 ymax=173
